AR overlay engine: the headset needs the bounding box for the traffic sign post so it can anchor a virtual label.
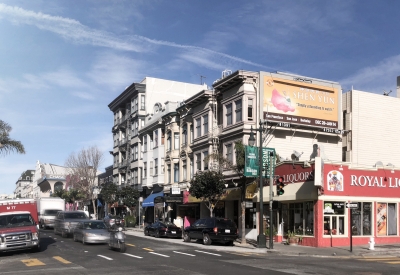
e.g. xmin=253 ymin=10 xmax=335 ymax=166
xmin=346 ymin=202 xmax=358 ymax=252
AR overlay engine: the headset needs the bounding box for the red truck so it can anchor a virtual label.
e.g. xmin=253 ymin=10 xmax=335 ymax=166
xmin=0 ymin=198 xmax=40 ymax=252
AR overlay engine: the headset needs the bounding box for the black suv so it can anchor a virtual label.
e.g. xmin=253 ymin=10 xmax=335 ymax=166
xmin=183 ymin=217 xmax=238 ymax=246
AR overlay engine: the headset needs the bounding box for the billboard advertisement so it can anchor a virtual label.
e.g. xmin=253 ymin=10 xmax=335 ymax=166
xmin=261 ymin=72 xmax=340 ymax=129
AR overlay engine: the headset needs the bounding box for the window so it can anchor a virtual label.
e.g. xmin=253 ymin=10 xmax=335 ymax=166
xmin=154 ymin=130 xmax=158 ymax=148
xmin=203 ymin=151 xmax=208 ymax=170
xmin=143 ymin=135 xmax=147 ymax=152
xmin=167 ymin=132 xmax=171 ymax=151
xmin=190 ymin=125 xmax=194 ymax=143
xmin=226 ymin=144 xmax=233 ymax=164
xmin=351 ymin=202 xmax=371 ymax=236
xmin=226 ymin=103 xmax=232 ymax=125
xmin=196 ymin=153 xmax=201 ymax=171
xmin=183 ymin=160 xmax=187 ymax=181
xmin=203 ymin=115 xmax=208 ymax=135
xmin=167 ymin=164 xmax=171 ymax=183
xmin=235 ymin=99 xmax=242 ymax=122
xmin=182 ymin=125 xmax=187 ymax=145
xmin=190 ymin=158 xmax=194 ymax=178
xmin=196 ymin=118 xmax=201 ymax=137
xmin=161 ymin=129 xmax=165 ymax=145
xmin=150 ymin=161 xmax=153 ymax=176
xmin=141 ymin=95 xmax=145 ymax=110
xmin=143 ymin=162 xmax=147 ymax=178
xmin=323 ymin=202 xmax=345 ymax=235
xmin=135 ymin=98 xmax=138 ymax=112
xmin=174 ymin=133 xmax=180 ymax=150
xmin=376 ymin=203 xmax=397 ymax=236
xmin=150 ymin=136 xmax=153 ymax=149
xmin=161 ymin=158 xmax=164 ymax=174
xmin=134 ymin=145 xmax=138 ymax=160
xmin=174 ymin=164 xmax=179 ymax=183
xmin=248 ymin=98 xmax=254 ymax=121
xmin=133 ymin=169 xmax=138 ymax=184
xmin=154 ymin=159 xmax=158 ymax=175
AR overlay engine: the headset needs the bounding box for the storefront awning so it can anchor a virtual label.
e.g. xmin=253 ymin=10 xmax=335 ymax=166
xmin=142 ymin=191 xmax=164 ymax=208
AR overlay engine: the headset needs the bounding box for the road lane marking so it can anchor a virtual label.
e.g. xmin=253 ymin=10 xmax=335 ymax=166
xmin=149 ymin=252 xmax=170 ymax=257
xmin=21 ymin=259 xmax=46 ymax=266
xmin=53 ymin=256 xmax=71 ymax=264
xmin=123 ymin=253 xmax=143 ymax=259
xmin=143 ymin=248 xmax=154 ymax=251
xmin=387 ymin=261 xmax=400 ymax=264
xmin=126 ymin=244 xmax=135 ymax=246
xmin=173 ymin=251 xmax=195 ymax=256
xmin=194 ymin=250 xmax=221 ymax=256
xmin=97 ymin=255 xmax=113 ymax=260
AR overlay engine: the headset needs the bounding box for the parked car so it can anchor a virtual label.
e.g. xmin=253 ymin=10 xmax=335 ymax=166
xmin=54 ymin=211 xmax=90 ymax=238
xmin=73 ymin=220 xmax=110 ymax=244
xmin=144 ymin=221 xmax=182 ymax=238
xmin=183 ymin=217 xmax=238 ymax=246
xmin=103 ymin=214 xmax=124 ymax=228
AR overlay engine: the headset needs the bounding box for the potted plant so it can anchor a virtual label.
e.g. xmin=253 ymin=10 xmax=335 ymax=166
xmin=287 ymin=230 xmax=299 ymax=246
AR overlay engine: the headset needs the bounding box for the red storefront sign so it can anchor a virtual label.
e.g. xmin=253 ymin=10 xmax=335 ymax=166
xmin=274 ymin=163 xmax=315 ymax=184
xmin=323 ymin=164 xmax=400 ymax=198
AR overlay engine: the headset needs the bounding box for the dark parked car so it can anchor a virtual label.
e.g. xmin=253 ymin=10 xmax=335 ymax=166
xmin=144 ymin=221 xmax=182 ymax=238
xmin=183 ymin=217 xmax=238 ymax=246
xmin=73 ymin=220 xmax=110 ymax=244
xmin=54 ymin=211 xmax=90 ymax=237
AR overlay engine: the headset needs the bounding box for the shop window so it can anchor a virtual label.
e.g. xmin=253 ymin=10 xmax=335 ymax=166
xmin=351 ymin=202 xmax=372 ymax=236
xmin=376 ymin=202 xmax=397 ymax=236
xmin=282 ymin=201 xmax=314 ymax=236
xmin=323 ymin=202 xmax=345 ymax=235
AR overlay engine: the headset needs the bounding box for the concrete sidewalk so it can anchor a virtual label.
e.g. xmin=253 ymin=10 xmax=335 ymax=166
xmin=125 ymin=227 xmax=400 ymax=258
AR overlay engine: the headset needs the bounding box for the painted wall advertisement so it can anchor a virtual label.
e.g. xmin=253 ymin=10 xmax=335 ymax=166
xmin=261 ymin=72 xmax=340 ymax=129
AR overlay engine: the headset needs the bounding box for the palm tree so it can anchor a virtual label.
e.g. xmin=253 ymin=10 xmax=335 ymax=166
xmin=0 ymin=120 xmax=25 ymax=156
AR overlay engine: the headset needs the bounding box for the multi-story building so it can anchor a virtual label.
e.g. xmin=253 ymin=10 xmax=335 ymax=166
xmin=14 ymin=170 xmax=35 ymax=198
xmin=108 ymin=77 xmax=207 ymax=198
xmin=32 ymin=160 xmax=67 ymax=198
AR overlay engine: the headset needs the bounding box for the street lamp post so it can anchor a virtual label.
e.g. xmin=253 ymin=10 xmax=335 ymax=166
xmin=248 ymin=120 xmax=274 ymax=249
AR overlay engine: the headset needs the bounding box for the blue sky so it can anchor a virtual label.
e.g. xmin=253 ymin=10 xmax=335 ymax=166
xmin=1 ymin=0 xmax=400 ymax=194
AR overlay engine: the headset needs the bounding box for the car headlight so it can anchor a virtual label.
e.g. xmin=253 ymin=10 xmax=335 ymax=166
xmin=84 ymin=233 xmax=96 ymax=237
xmin=32 ymin=232 xmax=39 ymax=240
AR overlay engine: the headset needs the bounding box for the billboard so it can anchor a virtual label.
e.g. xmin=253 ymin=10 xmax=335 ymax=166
xmin=261 ymin=72 xmax=341 ymax=129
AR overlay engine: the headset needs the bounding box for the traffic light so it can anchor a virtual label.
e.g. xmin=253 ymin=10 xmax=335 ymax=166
xmin=276 ymin=176 xmax=285 ymax=196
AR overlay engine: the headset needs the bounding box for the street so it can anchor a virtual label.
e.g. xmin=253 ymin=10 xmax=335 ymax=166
xmin=0 ymin=229 xmax=399 ymax=275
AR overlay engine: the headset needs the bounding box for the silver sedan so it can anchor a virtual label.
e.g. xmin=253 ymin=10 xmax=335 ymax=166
xmin=73 ymin=221 xmax=110 ymax=244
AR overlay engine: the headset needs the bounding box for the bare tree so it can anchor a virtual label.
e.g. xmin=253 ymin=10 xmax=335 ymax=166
xmin=65 ymin=146 xmax=104 ymax=219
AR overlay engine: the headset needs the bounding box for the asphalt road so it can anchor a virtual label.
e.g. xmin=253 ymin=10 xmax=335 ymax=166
xmin=0 ymin=229 xmax=398 ymax=275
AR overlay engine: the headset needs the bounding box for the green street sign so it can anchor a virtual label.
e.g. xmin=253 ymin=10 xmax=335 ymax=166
xmin=244 ymin=146 xmax=275 ymax=178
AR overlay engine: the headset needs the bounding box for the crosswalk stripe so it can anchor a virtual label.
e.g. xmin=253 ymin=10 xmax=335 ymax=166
xmin=149 ymin=252 xmax=170 ymax=257
xmin=386 ymin=261 xmax=400 ymax=264
xmin=53 ymin=256 xmax=71 ymax=264
xmin=123 ymin=253 xmax=143 ymax=259
xmin=194 ymin=250 xmax=221 ymax=256
xmin=173 ymin=251 xmax=196 ymax=256
xmin=21 ymin=259 xmax=45 ymax=266
xmin=98 ymin=255 xmax=113 ymax=260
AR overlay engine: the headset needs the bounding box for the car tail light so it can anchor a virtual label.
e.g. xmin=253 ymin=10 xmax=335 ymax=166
xmin=160 ymin=227 xmax=166 ymax=231
xmin=213 ymin=227 xmax=218 ymax=233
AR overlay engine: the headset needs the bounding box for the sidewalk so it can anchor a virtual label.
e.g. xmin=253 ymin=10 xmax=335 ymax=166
xmin=125 ymin=227 xmax=400 ymax=258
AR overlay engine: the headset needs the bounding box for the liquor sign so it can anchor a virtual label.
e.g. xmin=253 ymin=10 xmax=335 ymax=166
xmin=244 ymin=146 xmax=275 ymax=178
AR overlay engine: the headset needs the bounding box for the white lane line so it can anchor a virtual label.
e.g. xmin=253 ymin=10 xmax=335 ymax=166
xmin=194 ymin=250 xmax=221 ymax=256
xmin=97 ymin=255 xmax=113 ymax=260
xmin=123 ymin=253 xmax=143 ymax=259
xmin=149 ymin=252 xmax=170 ymax=257
xmin=173 ymin=251 xmax=196 ymax=257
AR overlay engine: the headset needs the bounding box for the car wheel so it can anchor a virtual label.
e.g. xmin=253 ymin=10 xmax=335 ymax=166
xmin=226 ymin=240 xmax=234 ymax=246
xmin=40 ymin=222 xmax=45 ymax=229
xmin=82 ymin=237 xmax=86 ymax=245
xmin=31 ymin=245 xmax=41 ymax=253
xmin=144 ymin=229 xmax=148 ymax=236
xmin=61 ymin=231 xmax=67 ymax=238
xmin=73 ymin=234 xmax=77 ymax=242
xmin=54 ymin=227 xmax=58 ymax=235
xmin=203 ymin=234 xmax=212 ymax=245
xmin=119 ymin=243 xmax=126 ymax=253
xmin=183 ymin=232 xmax=191 ymax=242
xmin=155 ymin=230 xmax=160 ymax=238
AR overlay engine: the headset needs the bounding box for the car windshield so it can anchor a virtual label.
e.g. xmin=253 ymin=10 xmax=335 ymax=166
xmin=64 ymin=212 xmax=88 ymax=219
xmin=0 ymin=214 xmax=35 ymax=228
xmin=82 ymin=222 xmax=106 ymax=230
xmin=44 ymin=210 xmax=60 ymax=215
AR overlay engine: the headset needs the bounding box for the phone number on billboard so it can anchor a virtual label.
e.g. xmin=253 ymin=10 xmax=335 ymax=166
xmin=314 ymin=120 xmax=337 ymax=127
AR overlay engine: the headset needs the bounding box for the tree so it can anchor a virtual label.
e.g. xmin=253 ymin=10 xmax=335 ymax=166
xmin=0 ymin=119 xmax=25 ymax=156
xmin=206 ymin=140 xmax=251 ymax=245
xmin=100 ymin=183 xmax=118 ymax=215
xmin=65 ymin=146 xmax=104 ymax=219
xmin=189 ymin=170 xmax=225 ymax=217
xmin=117 ymin=186 xmax=140 ymax=216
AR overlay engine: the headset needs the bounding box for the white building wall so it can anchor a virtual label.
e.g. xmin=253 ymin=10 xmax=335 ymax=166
xmin=344 ymin=89 xmax=400 ymax=167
